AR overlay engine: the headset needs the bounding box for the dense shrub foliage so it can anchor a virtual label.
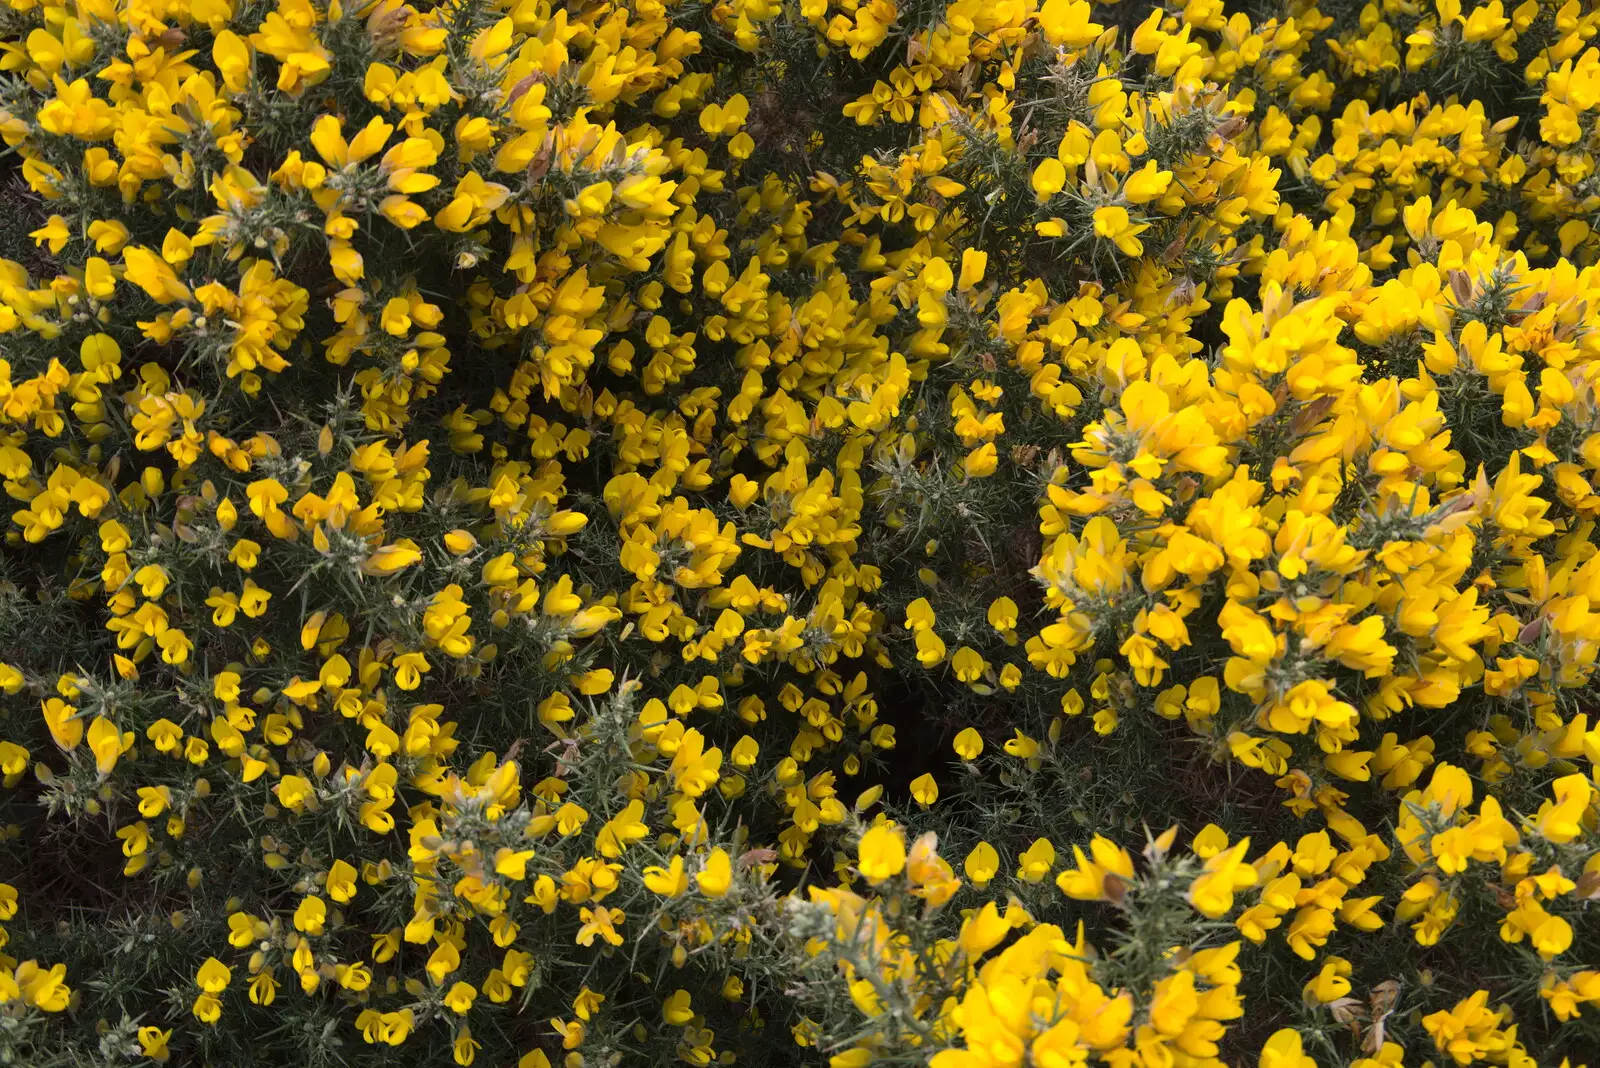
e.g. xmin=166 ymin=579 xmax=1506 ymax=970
xmin=1 ymin=0 xmax=1600 ymax=1065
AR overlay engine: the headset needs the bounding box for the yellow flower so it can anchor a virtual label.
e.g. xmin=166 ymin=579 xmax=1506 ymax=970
xmin=663 ymin=989 xmax=694 ymax=1025
xmin=964 ymin=841 xmax=1000 ymax=888
xmin=293 ymin=895 xmax=327 ymax=935
xmin=1016 ymin=837 xmax=1057 ymax=883
xmin=1039 ymin=0 xmax=1103 ymax=46
xmin=137 ymin=1026 xmax=172 ymax=1062
xmin=596 ymin=799 xmax=649 ymax=858
xmin=1031 ymin=158 xmax=1067 ymax=202
xmin=86 ymin=716 xmax=122 ymax=775
xmin=963 ymin=443 xmax=998 ymax=478
xmin=696 ymin=848 xmax=732 ymax=897
xmin=858 ymin=824 xmax=907 ymax=884
xmin=1092 ymin=205 xmax=1149 ymax=257
xmin=575 ymin=906 xmax=624 ymax=947
xmin=958 ymin=249 xmax=987 ymax=290
xmin=1303 ymin=957 xmax=1353 ymax=1006
xmin=29 ymin=215 xmax=71 ymax=254
xmin=454 ymin=1025 xmax=481 ymax=1065
xmin=121 ymin=247 xmax=190 ymax=303
xmin=362 ymin=540 xmax=423 ymax=575
xmin=1122 ymin=160 xmax=1173 ymax=204
xmin=1189 ymin=841 xmax=1258 ymax=918
xmin=43 ymin=698 xmax=82 ymax=750
xmin=14 ymin=961 xmax=70 ymax=1011
xmin=1056 ymin=836 xmax=1135 ymax=900
xmin=196 ymin=957 xmax=231 ymax=993
xmin=1260 ymin=1029 xmax=1315 ymax=1068
xmin=426 ymin=941 xmax=460 ymax=985
xmin=276 ymin=775 xmax=316 ymax=812
xmin=644 ymin=856 xmax=689 ymax=897
xmin=443 ymin=981 xmax=477 ymax=1015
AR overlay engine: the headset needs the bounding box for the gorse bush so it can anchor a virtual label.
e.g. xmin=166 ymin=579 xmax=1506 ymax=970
xmin=0 ymin=0 xmax=1598 ymax=1065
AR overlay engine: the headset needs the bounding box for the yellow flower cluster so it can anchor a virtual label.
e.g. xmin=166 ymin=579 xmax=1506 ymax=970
xmin=0 ymin=0 xmax=1599 ymax=1064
